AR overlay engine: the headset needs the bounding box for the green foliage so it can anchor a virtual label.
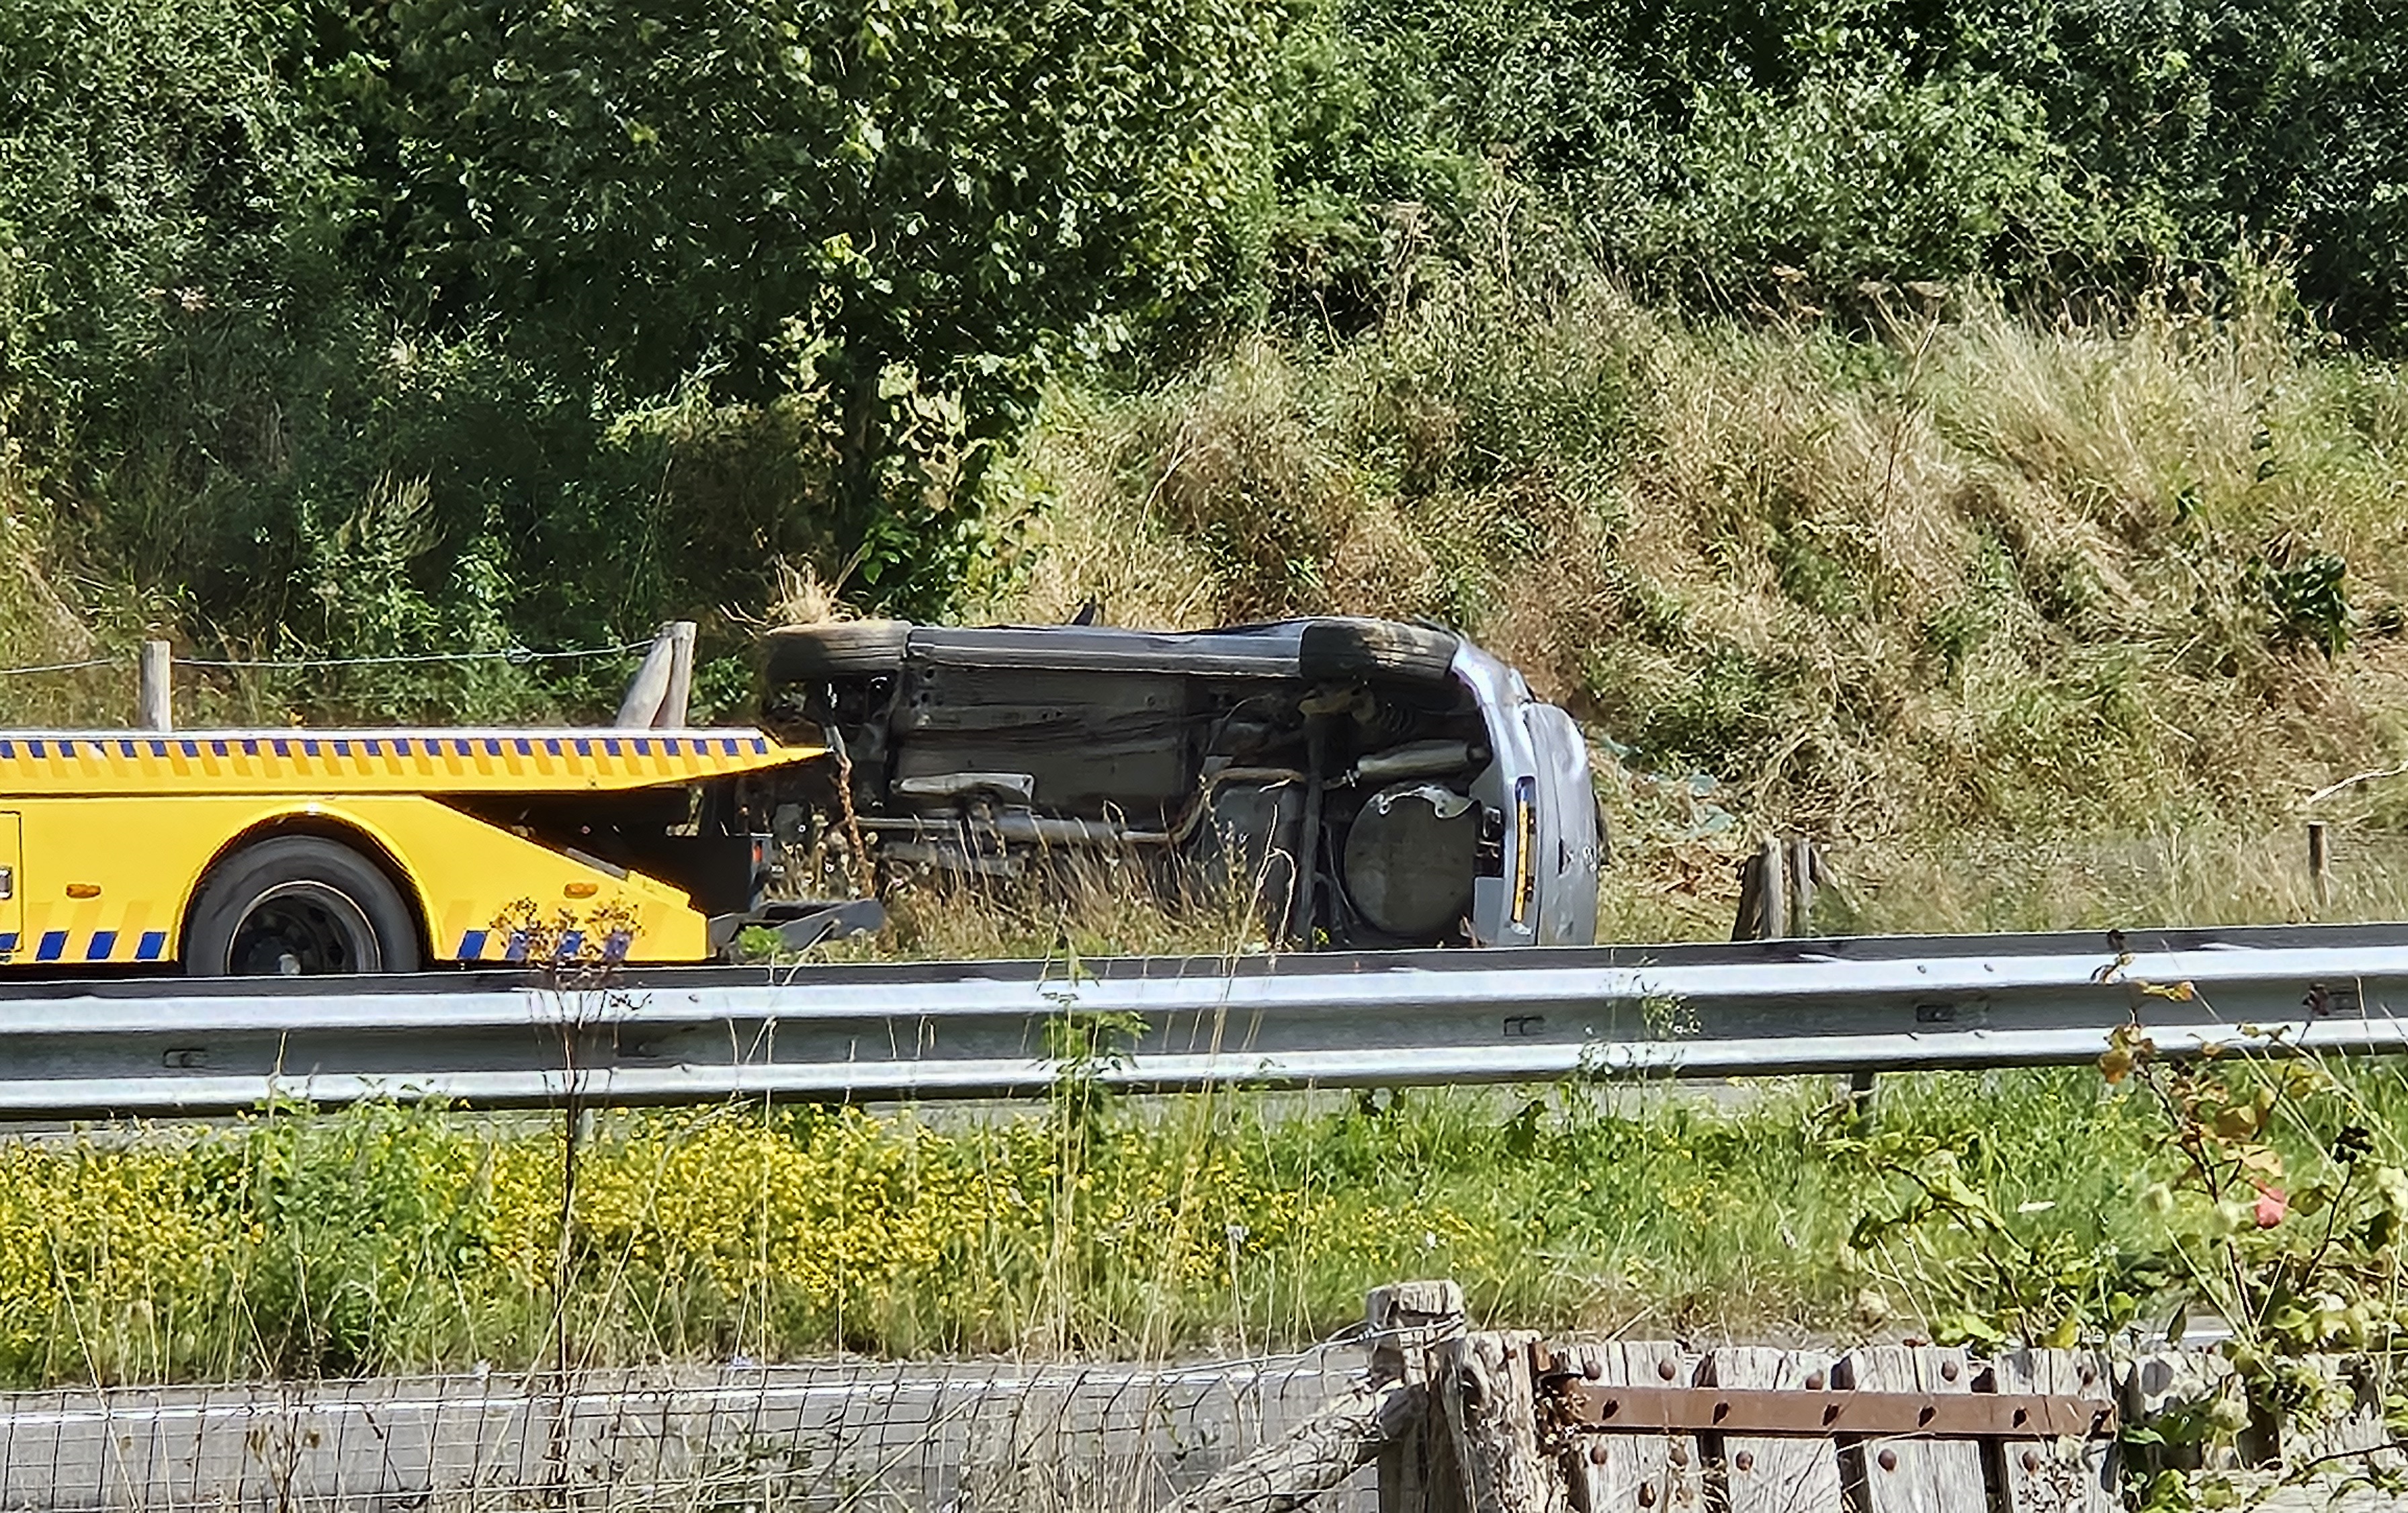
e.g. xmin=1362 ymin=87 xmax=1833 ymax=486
xmin=0 ymin=1074 xmax=2165 ymax=1381
xmin=0 ymin=0 xmax=1281 ymax=701
xmin=1258 ymin=2 xmax=1482 ymax=334
xmin=212 ymin=1100 xmax=499 ymax=1377
xmin=7 ymin=0 xmax=2408 ymax=731
xmin=0 ymin=0 xmax=337 ymax=439
xmin=1859 ymin=1023 xmax=2408 ymax=1468
xmin=1643 ymin=62 xmax=2075 ymax=306
xmin=31 ymin=1058 xmax=2408 ymax=1389
xmin=1042 ymin=1000 xmax=1148 ymax=1151
xmin=2262 ymin=546 xmax=2352 ymax=658
xmin=370 ymin=0 xmax=1278 ymax=542
xmin=1275 ymin=0 xmax=2408 ymax=331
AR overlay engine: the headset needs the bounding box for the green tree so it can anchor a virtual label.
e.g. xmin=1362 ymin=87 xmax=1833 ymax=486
xmin=361 ymin=0 xmax=1279 ymax=600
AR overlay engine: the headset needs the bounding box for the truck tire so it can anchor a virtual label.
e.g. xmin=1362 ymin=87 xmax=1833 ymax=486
xmin=761 ymin=620 xmax=912 ymax=682
xmin=1297 ymin=619 xmax=1459 ymax=685
xmin=185 ymin=836 xmax=421 ymax=977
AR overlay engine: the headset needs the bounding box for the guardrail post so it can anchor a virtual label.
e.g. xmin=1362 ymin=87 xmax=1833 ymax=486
xmin=138 ymin=640 xmax=171 ymax=730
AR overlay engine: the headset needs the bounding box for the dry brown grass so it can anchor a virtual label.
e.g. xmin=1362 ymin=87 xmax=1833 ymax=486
xmin=763 ymin=558 xmax=861 ymax=628
xmin=987 ymin=264 xmax=2408 ymax=938
xmin=813 ymin=848 xmax=1280 ymax=963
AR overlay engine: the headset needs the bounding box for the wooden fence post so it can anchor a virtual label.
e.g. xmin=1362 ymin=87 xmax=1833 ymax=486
xmin=1375 ymin=1281 xmax=1468 ymax=1513
xmin=1434 ymin=1332 xmax=1547 ymax=1513
xmin=1758 ymin=834 xmax=1787 ymax=939
xmin=137 ymin=640 xmax=171 ymax=731
xmin=1731 ymin=852 xmax=1763 ymax=941
xmin=1731 ymin=834 xmax=1797 ymax=942
xmin=658 ymin=619 xmax=695 ymax=728
xmin=2308 ymin=820 xmax=2331 ymax=910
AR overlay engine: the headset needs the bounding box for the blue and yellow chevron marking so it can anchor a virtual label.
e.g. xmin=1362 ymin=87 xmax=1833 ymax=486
xmin=443 ymin=924 xmax=632 ymax=965
xmin=0 ymin=728 xmax=816 ymax=797
xmin=0 ymin=926 xmax=169 ymax=963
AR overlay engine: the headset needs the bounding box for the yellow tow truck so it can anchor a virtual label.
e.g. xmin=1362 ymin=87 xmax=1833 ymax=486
xmin=0 ymin=726 xmax=838 ymax=974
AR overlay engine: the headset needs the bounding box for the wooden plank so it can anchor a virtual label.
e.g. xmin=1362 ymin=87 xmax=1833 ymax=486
xmin=1838 ymin=1345 xmax=1985 ymax=1513
xmin=1553 ymin=1343 xmax=1703 ymax=1513
xmin=1166 ymin=1374 xmax=1422 ymax=1512
xmin=1994 ymin=1348 xmax=2116 ymax=1513
xmin=1704 ymin=1348 xmax=1840 ymax=1513
xmin=2276 ymin=1354 xmax=2394 ymax=1469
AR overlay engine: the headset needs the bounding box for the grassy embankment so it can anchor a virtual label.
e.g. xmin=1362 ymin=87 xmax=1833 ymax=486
xmin=11 ymin=263 xmax=2408 ymax=945
xmin=979 ymin=265 xmax=2408 ymax=946
xmin=11 ymin=276 xmax=2408 ymax=1385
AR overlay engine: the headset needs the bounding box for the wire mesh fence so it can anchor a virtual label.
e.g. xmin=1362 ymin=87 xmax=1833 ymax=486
xmin=0 ymin=1351 xmax=1375 ymax=1513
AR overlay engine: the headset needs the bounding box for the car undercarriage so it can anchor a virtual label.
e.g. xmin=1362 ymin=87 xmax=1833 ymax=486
xmin=755 ymin=617 xmax=1601 ymax=949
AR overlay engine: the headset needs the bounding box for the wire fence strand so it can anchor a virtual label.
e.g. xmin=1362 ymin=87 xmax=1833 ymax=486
xmin=175 ymin=641 xmax=656 ymax=671
xmin=0 ymin=1351 xmax=1375 ymax=1513
xmin=0 ymin=658 xmax=116 ymax=678
xmin=0 ymin=643 xmax=659 ymax=681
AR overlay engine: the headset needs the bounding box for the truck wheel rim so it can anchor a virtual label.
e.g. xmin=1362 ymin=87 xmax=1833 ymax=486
xmin=225 ymin=881 xmax=384 ymax=976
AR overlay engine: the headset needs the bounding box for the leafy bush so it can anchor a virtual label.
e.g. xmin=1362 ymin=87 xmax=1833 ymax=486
xmin=0 ymin=0 xmax=1285 ymax=699
xmin=1857 ymin=1025 xmax=2408 ymax=1482
xmin=1638 ymin=63 xmax=2075 ymax=305
xmin=1272 ymin=0 xmax=2408 ymax=333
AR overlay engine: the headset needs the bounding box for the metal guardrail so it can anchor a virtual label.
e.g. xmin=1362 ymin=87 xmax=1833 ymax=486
xmin=1 ymin=922 xmax=2405 ymax=1115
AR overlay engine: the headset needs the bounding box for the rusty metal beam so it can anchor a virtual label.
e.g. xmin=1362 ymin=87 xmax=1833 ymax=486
xmin=1545 ymin=1381 xmax=2115 ymax=1440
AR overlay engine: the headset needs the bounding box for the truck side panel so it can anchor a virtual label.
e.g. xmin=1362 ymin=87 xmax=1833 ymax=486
xmin=7 ymin=795 xmax=708 ymax=967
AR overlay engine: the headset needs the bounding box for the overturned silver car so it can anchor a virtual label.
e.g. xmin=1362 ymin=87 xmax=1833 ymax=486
xmin=758 ymin=617 xmax=1602 ymax=948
